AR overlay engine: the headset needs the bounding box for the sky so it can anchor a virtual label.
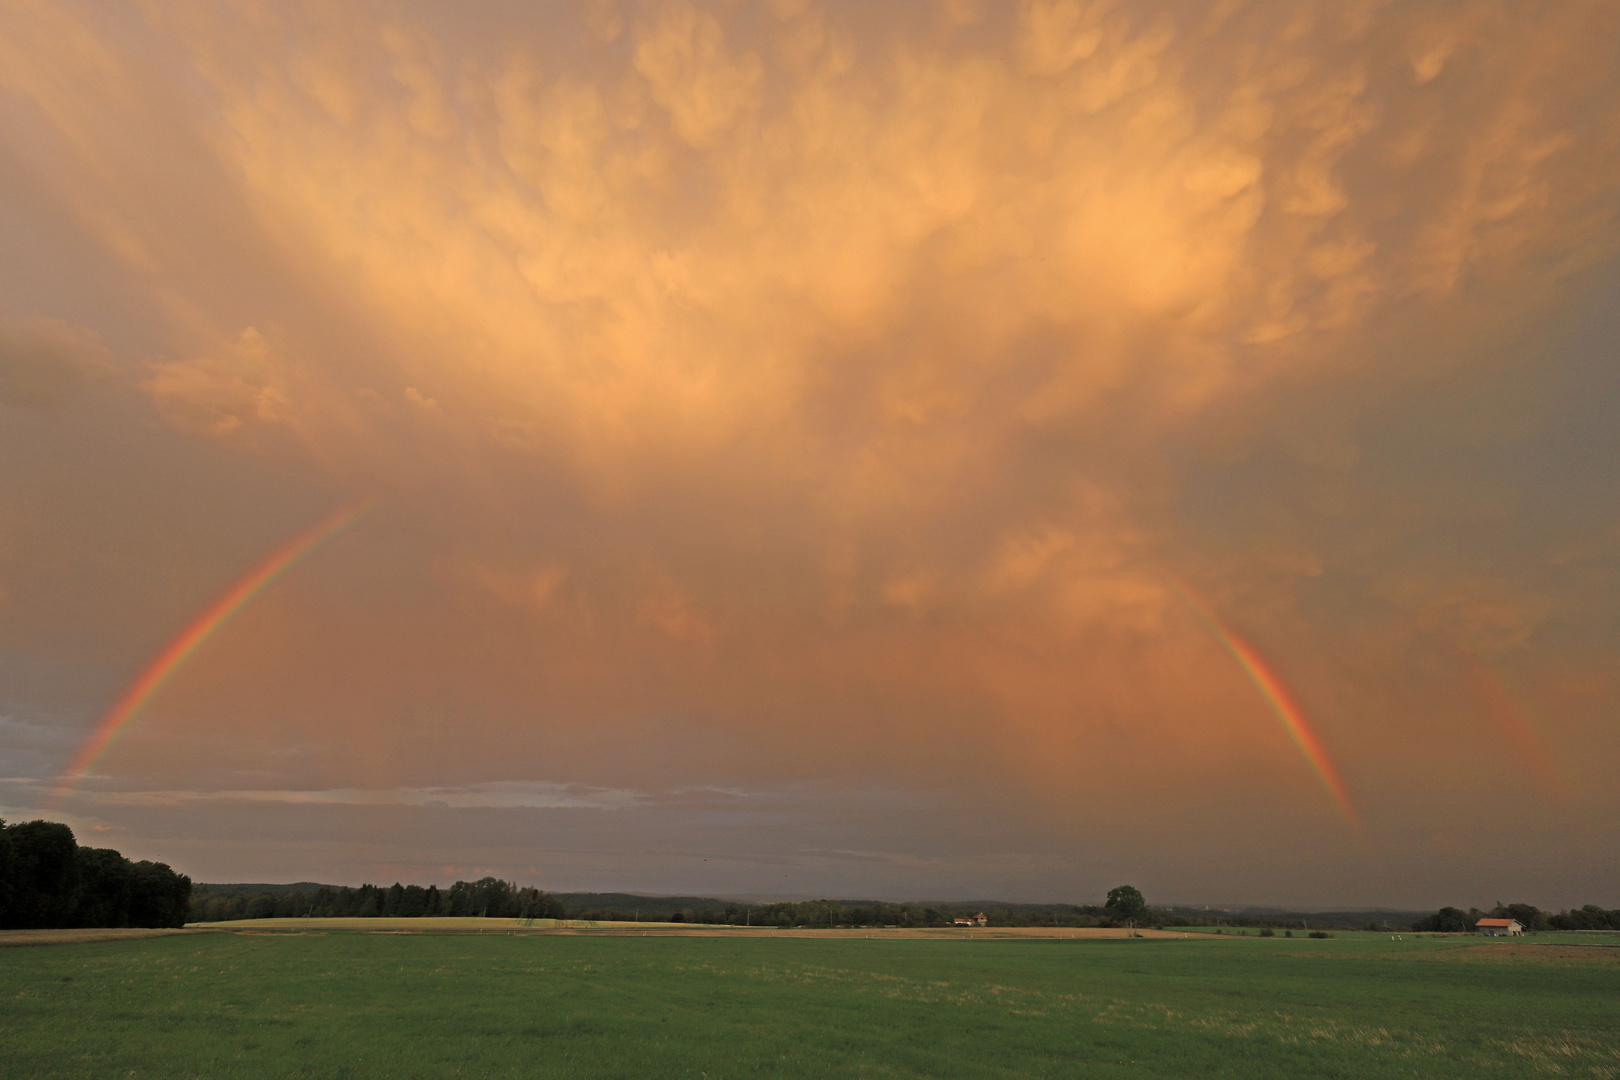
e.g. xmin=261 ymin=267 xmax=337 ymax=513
xmin=2 ymin=0 xmax=1618 ymax=910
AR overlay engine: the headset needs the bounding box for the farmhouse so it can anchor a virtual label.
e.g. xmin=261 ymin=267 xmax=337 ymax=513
xmin=952 ymin=913 xmax=989 ymax=927
xmin=1476 ymin=918 xmax=1524 ymax=937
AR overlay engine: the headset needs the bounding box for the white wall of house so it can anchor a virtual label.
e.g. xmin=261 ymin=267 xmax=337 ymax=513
xmin=1478 ymin=920 xmax=1523 ymax=936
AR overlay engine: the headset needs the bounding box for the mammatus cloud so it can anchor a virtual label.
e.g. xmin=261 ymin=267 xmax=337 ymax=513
xmin=144 ymin=328 xmax=303 ymax=439
xmin=1 ymin=0 xmax=1618 ymax=901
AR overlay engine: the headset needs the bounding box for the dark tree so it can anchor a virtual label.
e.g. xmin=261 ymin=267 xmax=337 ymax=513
xmin=1496 ymin=902 xmax=1548 ymax=932
xmin=444 ymin=884 xmax=468 ymax=917
xmin=516 ymin=888 xmax=564 ymax=920
xmin=383 ymin=883 xmax=406 ymax=917
xmin=1104 ymin=885 xmax=1147 ymax=927
xmin=0 ymin=820 xmax=14 ymax=925
xmin=73 ymin=847 xmax=134 ymax=928
xmin=1413 ymin=906 xmax=1472 ymax=933
xmin=0 ymin=820 xmax=189 ymax=928
xmin=127 ymin=861 xmax=192 ymax=927
xmin=1550 ymin=905 xmax=1620 ymax=931
xmin=457 ymin=876 xmax=513 ymax=918
xmin=5 ymin=820 xmax=80 ymax=929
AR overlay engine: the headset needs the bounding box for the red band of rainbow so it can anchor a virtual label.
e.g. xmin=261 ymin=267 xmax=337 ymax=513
xmin=47 ymin=498 xmax=376 ymax=807
xmin=1169 ymin=578 xmax=1363 ymax=834
xmin=1440 ymin=634 xmax=1565 ymax=800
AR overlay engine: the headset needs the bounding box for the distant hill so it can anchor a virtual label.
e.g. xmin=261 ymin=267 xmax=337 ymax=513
xmin=551 ymin=893 xmax=742 ymax=917
xmin=194 ymin=884 xmax=1433 ymax=929
xmin=195 ymin=884 xmax=740 ymax=915
xmin=196 ymin=882 xmax=335 ymax=898
xmin=1160 ymin=906 xmax=1429 ymax=929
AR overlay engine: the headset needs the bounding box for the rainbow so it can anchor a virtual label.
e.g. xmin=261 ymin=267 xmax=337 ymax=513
xmin=48 ymin=498 xmax=375 ymax=806
xmin=1442 ymin=636 xmax=1564 ymax=799
xmin=1169 ymin=580 xmax=1362 ymax=833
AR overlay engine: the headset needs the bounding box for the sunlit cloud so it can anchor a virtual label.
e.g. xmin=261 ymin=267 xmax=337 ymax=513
xmin=0 ymin=0 xmax=1617 ymax=904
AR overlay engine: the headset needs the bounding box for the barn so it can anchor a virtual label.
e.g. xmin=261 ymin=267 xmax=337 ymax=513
xmin=1475 ymin=918 xmax=1524 ymax=937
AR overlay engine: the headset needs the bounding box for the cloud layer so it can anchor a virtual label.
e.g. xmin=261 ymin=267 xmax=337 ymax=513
xmin=2 ymin=0 xmax=1618 ymax=906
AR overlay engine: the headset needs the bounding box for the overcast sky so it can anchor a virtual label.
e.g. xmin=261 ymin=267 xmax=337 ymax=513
xmin=2 ymin=0 xmax=1618 ymax=909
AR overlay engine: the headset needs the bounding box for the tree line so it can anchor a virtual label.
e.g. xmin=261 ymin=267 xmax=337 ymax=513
xmin=0 ymin=819 xmax=192 ymax=929
xmin=18 ymin=819 xmax=1613 ymax=936
xmin=594 ymin=899 xmax=964 ymax=928
xmin=189 ymin=877 xmax=566 ymax=922
xmin=1413 ymin=902 xmax=1620 ymax=933
xmin=191 ymin=883 xmax=1166 ymax=929
xmin=191 ymin=890 xmax=1081 ymax=927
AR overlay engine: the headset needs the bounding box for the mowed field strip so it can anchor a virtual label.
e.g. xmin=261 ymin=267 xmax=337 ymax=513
xmin=2 ymin=925 xmax=1616 ymax=1079
xmin=179 ymin=917 xmax=1197 ymax=939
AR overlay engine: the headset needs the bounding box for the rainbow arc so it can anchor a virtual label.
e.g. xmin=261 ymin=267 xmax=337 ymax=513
xmin=1168 ymin=578 xmax=1362 ymax=834
xmin=48 ymin=498 xmax=375 ymax=807
xmin=1440 ymin=635 xmax=1565 ymax=799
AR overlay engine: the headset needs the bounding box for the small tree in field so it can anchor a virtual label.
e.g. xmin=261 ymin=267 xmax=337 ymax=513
xmin=1104 ymin=886 xmax=1147 ymax=934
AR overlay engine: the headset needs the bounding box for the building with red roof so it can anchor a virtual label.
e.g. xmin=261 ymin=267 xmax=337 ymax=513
xmin=1475 ymin=918 xmax=1524 ymax=937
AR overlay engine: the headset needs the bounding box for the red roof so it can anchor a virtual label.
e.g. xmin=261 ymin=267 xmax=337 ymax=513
xmin=1476 ymin=918 xmax=1518 ymax=927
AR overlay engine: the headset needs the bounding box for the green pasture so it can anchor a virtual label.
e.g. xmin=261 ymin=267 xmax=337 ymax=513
xmin=1 ymin=928 xmax=1615 ymax=1079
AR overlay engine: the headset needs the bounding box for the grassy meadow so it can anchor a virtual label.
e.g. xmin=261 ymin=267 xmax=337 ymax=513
xmin=1 ymin=925 xmax=1616 ymax=1079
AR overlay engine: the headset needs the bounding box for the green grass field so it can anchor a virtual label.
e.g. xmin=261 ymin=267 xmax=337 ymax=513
xmin=2 ymin=928 xmax=1616 ymax=1079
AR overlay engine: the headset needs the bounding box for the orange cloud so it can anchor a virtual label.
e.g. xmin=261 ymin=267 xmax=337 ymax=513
xmin=2 ymin=0 xmax=1619 ymax=899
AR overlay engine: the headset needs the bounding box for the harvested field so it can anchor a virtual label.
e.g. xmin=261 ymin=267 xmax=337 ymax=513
xmin=0 ymin=927 xmax=197 ymax=948
xmin=196 ymin=916 xmax=556 ymax=932
xmin=564 ymin=925 xmax=1196 ymax=939
xmin=192 ymin=916 xmax=1193 ymax=939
